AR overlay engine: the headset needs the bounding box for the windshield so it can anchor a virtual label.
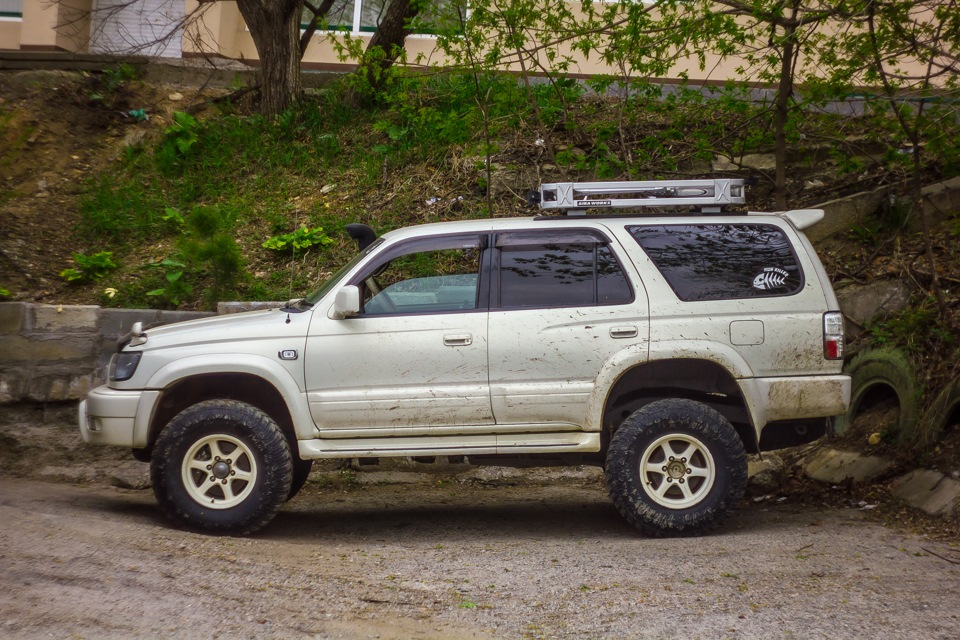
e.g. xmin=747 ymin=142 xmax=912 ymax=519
xmin=304 ymin=238 xmax=383 ymax=305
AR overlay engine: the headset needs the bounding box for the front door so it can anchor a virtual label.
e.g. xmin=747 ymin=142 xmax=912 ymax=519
xmin=305 ymin=234 xmax=493 ymax=435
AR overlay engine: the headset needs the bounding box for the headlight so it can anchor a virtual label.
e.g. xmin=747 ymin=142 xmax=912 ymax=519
xmin=110 ymin=351 xmax=143 ymax=382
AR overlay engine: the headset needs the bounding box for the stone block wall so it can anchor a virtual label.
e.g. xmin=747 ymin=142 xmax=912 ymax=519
xmin=0 ymin=303 xmax=213 ymax=404
xmin=807 ymin=175 xmax=960 ymax=244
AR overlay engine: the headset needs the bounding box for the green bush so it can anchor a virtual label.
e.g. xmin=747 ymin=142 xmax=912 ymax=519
xmin=263 ymin=226 xmax=333 ymax=253
xmin=60 ymin=251 xmax=118 ymax=283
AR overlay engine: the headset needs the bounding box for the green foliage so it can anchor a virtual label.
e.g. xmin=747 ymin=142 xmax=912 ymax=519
xmin=79 ymin=173 xmax=164 ymax=241
xmin=263 ymin=226 xmax=333 ymax=253
xmin=145 ymin=259 xmax=192 ymax=306
xmin=0 ymin=287 xmax=10 ymax=299
xmin=165 ymin=111 xmax=200 ymax=155
xmin=60 ymin=251 xmax=118 ymax=283
xmin=138 ymin=206 xmax=244 ymax=309
xmin=179 ymin=205 xmax=244 ymax=304
xmin=88 ymin=63 xmax=139 ymax=105
xmin=162 ymin=207 xmax=185 ymax=227
xmin=869 ymin=297 xmax=956 ymax=352
xmin=155 ymin=112 xmax=200 ymax=174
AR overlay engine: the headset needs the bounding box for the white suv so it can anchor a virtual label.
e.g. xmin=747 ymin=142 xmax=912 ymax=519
xmin=79 ymin=180 xmax=850 ymax=536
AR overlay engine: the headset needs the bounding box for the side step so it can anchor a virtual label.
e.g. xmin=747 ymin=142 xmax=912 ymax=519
xmin=298 ymin=432 xmax=601 ymax=459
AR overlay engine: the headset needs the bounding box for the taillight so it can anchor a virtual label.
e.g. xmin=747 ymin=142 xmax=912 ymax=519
xmin=823 ymin=312 xmax=844 ymax=360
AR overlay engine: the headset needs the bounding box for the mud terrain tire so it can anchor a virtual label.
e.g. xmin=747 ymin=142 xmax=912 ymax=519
xmin=605 ymin=399 xmax=748 ymax=537
xmin=151 ymin=400 xmax=293 ymax=535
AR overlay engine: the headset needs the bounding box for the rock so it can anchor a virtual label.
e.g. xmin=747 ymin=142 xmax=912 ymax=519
xmin=168 ymin=92 xmax=184 ymax=102
xmin=836 ymin=279 xmax=910 ymax=329
xmin=890 ymin=470 xmax=960 ymax=516
xmin=803 ymin=448 xmax=893 ymax=484
xmin=121 ymin=129 xmax=147 ymax=148
xmin=804 ymin=179 xmax=825 ymax=190
xmin=747 ymin=454 xmax=786 ymax=495
xmin=108 ymin=461 xmax=151 ymax=489
xmin=458 ymin=466 xmax=525 ymax=483
xmin=712 ymin=153 xmax=777 ymax=172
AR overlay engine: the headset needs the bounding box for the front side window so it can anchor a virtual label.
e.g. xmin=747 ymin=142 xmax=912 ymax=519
xmin=496 ymin=231 xmax=633 ymax=309
xmin=355 ymin=236 xmax=483 ymax=315
xmin=628 ymin=224 xmax=803 ymax=301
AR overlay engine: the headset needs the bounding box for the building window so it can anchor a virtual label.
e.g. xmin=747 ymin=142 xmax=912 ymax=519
xmin=301 ymin=0 xmax=464 ymax=36
xmin=0 ymin=0 xmax=22 ymax=19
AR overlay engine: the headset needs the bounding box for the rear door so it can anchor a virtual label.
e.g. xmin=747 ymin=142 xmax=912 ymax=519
xmin=487 ymin=229 xmax=648 ymax=429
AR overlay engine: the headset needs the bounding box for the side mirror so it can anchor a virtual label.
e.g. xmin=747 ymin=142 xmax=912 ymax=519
xmin=332 ymin=285 xmax=361 ymax=319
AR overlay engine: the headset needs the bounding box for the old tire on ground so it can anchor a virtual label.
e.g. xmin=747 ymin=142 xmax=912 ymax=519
xmin=605 ymin=399 xmax=748 ymax=537
xmin=832 ymin=347 xmax=919 ymax=442
xmin=918 ymin=376 xmax=960 ymax=444
xmin=151 ymin=400 xmax=293 ymax=535
xmin=287 ymin=458 xmax=313 ymax=501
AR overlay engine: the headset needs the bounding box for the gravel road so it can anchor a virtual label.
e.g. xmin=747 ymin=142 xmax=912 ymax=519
xmin=2 ymin=468 xmax=959 ymax=640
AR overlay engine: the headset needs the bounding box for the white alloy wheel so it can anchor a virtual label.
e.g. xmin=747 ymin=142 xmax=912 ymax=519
xmin=639 ymin=433 xmax=716 ymax=509
xmin=181 ymin=434 xmax=258 ymax=509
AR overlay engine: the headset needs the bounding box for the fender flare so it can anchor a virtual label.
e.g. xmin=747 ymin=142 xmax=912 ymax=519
xmin=832 ymin=347 xmax=920 ymax=443
xmin=135 ymin=354 xmax=315 ymax=445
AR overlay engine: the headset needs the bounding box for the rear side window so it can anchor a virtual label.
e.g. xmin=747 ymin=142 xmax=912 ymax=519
xmin=627 ymin=224 xmax=803 ymax=301
xmin=497 ymin=231 xmax=633 ymax=308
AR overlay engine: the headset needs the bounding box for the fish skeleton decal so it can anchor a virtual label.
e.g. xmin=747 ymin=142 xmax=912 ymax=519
xmin=752 ymin=267 xmax=789 ymax=290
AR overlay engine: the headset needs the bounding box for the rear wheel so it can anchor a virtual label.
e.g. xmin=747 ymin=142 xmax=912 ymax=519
xmin=605 ymin=399 xmax=747 ymax=537
xmin=151 ymin=400 xmax=292 ymax=535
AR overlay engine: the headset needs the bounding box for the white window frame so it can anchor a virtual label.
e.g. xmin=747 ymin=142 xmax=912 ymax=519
xmin=301 ymin=0 xmax=464 ymax=40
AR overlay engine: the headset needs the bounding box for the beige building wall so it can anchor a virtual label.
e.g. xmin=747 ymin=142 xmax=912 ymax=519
xmin=55 ymin=0 xmax=90 ymax=52
xmin=14 ymin=0 xmax=88 ymax=51
xmin=19 ymin=0 xmax=57 ymax=48
xmin=0 ymin=19 xmax=22 ymax=50
xmin=9 ymin=0 xmax=934 ymax=87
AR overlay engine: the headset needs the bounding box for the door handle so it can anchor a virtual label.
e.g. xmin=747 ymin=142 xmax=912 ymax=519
xmin=609 ymin=326 xmax=638 ymax=339
xmin=443 ymin=334 xmax=473 ymax=347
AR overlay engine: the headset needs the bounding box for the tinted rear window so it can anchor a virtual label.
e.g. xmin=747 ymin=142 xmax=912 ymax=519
xmin=498 ymin=233 xmax=633 ymax=308
xmin=627 ymin=224 xmax=803 ymax=301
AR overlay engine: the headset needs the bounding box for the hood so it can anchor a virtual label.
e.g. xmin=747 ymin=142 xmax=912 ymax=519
xmin=135 ymin=307 xmax=310 ymax=352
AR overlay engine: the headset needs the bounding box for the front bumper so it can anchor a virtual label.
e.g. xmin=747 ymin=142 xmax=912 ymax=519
xmin=79 ymin=386 xmax=145 ymax=447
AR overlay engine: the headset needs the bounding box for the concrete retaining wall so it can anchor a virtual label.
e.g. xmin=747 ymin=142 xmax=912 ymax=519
xmin=807 ymin=175 xmax=960 ymax=244
xmin=0 ymin=303 xmax=213 ymax=404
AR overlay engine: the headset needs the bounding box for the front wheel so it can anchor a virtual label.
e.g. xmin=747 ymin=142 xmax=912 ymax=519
xmin=605 ymin=399 xmax=747 ymax=537
xmin=151 ymin=400 xmax=293 ymax=535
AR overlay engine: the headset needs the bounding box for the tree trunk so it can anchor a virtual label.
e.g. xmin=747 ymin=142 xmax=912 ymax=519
xmin=344 ymin=0 xmax=420 ymax=106
xmin=773 ymin=35 xmax=793 ymax=211
xmin=773 ymin=5 xmax=800 ymax=212
xmin=237 ymin=0 xmax=304 ymax=116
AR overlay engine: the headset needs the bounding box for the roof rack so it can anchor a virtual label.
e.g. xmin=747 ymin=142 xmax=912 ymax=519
xmin=532 ymin=179 xmax=745 ymax=215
